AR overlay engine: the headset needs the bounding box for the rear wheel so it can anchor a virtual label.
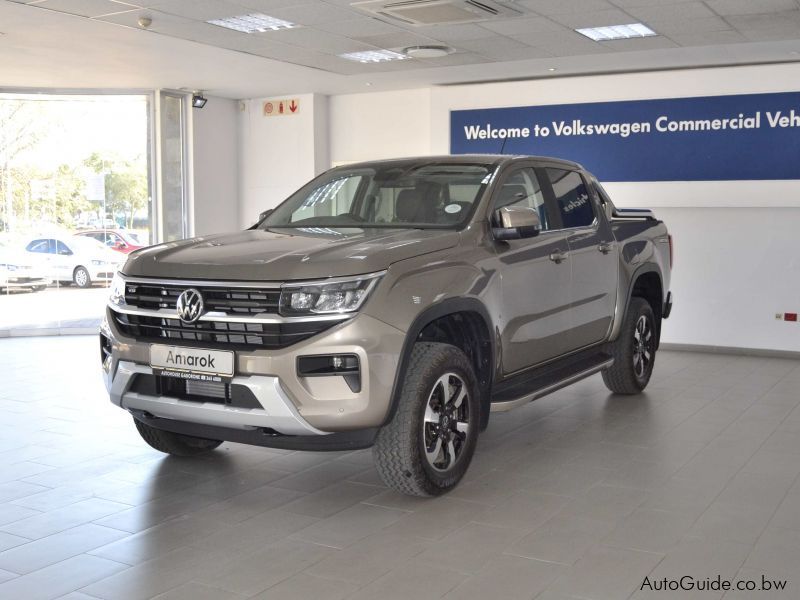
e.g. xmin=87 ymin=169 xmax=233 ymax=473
xmin=602 ymin=297 xmax=657 ymax=394
xmin=373 ymin=342 xmax=480 ymax=497
xmin=73 ymin=266 xmax=91 ymax=288
xmin=133 ymin=418 xmax=222 ymax=457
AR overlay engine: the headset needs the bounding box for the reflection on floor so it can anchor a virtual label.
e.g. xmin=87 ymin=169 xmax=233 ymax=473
xmin=0 ymin=287 xmax=107 ymax=335
xmin=0 ymin=336 xmax=798 ymax=599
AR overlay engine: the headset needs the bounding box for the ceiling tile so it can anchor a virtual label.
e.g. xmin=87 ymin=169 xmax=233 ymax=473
xmin=455 ymin=36 xmax=552 ymax=60
xmin=479 ymin=16 xmax=565 ymax=36
xmin=510 ymin=29 xmax=593 ymax=47
xmin=624 ymin=2 xmax=715 ymax=22
xmin=413 ymin=23 xmax=498 ymax=42
xmin=146 ymin=0 xmax=243 ymax=21
xmin=265 ymin=2 xmax=358 ymax=26
xmin=532 ymin=35 xmax=609 ymax=55
xmin=313 ymin=16 xmax=402 ymax=37
xmin=725 ymin=11 xmax=800 ymax=30
xmin=646 ymin=16 xmax=732 ymax=34
xmin=229 ymin=0 xmax=304 ymax=10
xmin=667 ymin=29 xmax=749 ymax=45
xmin=706 ymin=0 xmax=797 ymax=17
xmin=270 ymin=27 xmax=376 ymax=54
xmin=739 ymin=26 xmax=800 ymax=41
xmin=598 ymin=35 xmax=678 ymax=50
xmin=549 ymin=8 xmax=638 ymax=28
xmin=415 ymin=51 xmax=492 ymax=66
xmin=517 ymin=0 xmax=617 ymax=16
xmin=34 ymin=0 xmax=140 ymax=18
xmin=352 ymin=31 xmax=440 ymax=49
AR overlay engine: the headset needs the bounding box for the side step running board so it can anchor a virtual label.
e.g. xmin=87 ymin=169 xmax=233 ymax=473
xmin=490 ymin=351 xmax=614 ymax=412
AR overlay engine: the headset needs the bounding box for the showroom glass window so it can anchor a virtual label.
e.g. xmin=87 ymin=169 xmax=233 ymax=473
xmin=263 ymin=164 xmax=492 ymax=229
xmin=546 ymin=168 xmax=595 ymax=229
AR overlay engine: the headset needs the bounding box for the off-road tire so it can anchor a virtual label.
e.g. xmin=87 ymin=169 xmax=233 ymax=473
xmin=73 ymin=266 xmax=91 ymax=288
xmin=373 ymin=342 xmax=481 ymax=497
xmin=602 ymin=297 xmax=656 ymax=394
xmin=133 ymin=418 xmax=222 ymax=457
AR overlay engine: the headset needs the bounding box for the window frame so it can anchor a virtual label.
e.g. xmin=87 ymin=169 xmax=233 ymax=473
xmin=487 ymin=163 xmax=557 ymax=234
xmin=536 ymin=166 xmax=599 ymax=233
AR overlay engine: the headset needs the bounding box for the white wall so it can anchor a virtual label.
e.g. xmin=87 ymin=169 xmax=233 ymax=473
xmin=238 ymin=93 xmax=329 ymax=227
xmin=236 ymin=63 xmax=800 ymax=352
xmin=329 ymin=88 xmax=432 ymax=164
xmin=191 ymin=95 xmax=240 ymax=236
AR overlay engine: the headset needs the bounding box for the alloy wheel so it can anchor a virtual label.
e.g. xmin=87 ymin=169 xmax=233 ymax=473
xmin=422 ymin=372 xmax=470 ymax=472
xmin=632 ymin=315 xmax=654 ymax=379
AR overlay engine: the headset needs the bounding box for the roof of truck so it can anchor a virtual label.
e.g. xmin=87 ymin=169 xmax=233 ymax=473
xmin=333 ymin=154 xmax=584 ymax=171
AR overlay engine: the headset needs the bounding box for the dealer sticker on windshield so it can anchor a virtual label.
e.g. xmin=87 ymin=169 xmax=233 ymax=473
xmin=150 ymin=345 xmax=234 ymax=382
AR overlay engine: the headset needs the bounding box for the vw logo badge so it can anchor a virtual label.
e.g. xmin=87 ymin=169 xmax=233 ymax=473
xmin=176 ymin=288 xmax=204 ymax=324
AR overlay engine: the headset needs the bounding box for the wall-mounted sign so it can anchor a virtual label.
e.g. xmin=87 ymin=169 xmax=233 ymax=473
xmin=263 ymin=98 xmax=300 ymax=117
xmin=450 ymin=92 xmax=800 ymax=181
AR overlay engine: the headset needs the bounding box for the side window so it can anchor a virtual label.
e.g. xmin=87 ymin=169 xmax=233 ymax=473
xmin=494 ymin=168 xmax=550 ymax=231
xmin=546 ymin=169 xmax=595 ymax=229
xmin=55 ymin=241 xmax=73 ymax=255
xmin=26 ymin=239 xmax=50 ymax=253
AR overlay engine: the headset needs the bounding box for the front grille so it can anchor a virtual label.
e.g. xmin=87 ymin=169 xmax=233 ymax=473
xmin=125 ymin=282 xmax=281 ymax=315
xmin=111 ymin=311 xmax=336 ymax=349
xmin=130 ymin=374 xmax=261 ymax=408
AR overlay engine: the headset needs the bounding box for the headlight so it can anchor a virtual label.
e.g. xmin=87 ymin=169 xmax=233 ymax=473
xmin=0 ymin=264 xmax=18 ymax=271
xmin=109 ymin=272 xmax=126 ymax=306
xmin=279 ymin=272 xmax=383 ymax=315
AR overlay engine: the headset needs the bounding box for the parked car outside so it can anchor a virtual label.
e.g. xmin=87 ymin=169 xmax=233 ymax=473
xmin=75 ymin=229 xmax=145 ymax=254
xmin=0 ymin=238 xmax=50 ymax=292
xmin=24 ymin=235 xmax=124 ymax=288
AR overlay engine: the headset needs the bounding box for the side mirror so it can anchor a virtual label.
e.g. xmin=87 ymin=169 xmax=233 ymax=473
xmin=492 ymin=206 xmax=541 ymax=240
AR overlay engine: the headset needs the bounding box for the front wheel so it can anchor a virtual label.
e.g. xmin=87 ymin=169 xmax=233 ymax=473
xmin=373 ymin=342 xmax=481 ymax=497
xmin=602 ymin=297 xmax=657 ymax=394
xmin=73 ymin=266 xmax=91 ymax=288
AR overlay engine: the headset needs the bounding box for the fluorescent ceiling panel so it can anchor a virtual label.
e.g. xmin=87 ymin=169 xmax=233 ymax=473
xmin=207 ymin=13 xmax=296 ymax=33
xmin=576 ymin=23 xmax=657 ymax=41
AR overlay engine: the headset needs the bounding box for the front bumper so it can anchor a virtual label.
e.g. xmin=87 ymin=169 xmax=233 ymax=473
xmin=101 ymin=307 xmax=406 ymax=436
xmin=1 ymin=276 xmax=50 ymax=289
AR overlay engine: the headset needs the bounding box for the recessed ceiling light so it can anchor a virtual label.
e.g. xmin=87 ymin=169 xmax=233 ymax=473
xmin=576 ymin=23 xmax=656 ymax=42
xmin=339 ymin=49 xmax=408 ymax=63
xmin=547 ymin=67 xmax=557 ymax=72
xmin=207 ymin=13 xmax=297 ymax=33
xmin=402 ymin=45 xmax=453 ymax=59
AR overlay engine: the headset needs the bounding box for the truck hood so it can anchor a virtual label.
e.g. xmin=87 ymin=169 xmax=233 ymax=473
xmin=122 ymin=227 xmax=459 ymax=281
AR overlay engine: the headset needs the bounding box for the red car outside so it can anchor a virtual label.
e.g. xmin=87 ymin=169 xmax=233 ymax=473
xmin=74 ymin=230 xmax=145 ymax=254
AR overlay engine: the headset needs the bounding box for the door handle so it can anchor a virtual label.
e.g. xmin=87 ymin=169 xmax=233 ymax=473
xmin=598 ymin=242 xmax=615 ymax=254
xmin=549 ymin=251 xmax=568 ymax=264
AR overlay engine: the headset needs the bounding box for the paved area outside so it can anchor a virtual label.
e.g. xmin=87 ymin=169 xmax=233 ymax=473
xmin=0 ymin=336 xmax=799 ymax=599
xmin=0 ymin=287 xmax=108 ymax=334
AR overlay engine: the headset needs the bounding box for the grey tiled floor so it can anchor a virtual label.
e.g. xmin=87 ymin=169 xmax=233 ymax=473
xmin=1 ymin=336 xmax=799 ymax=599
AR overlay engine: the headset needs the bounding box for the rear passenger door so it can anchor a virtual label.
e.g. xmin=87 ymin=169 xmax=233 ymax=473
xmin=542 ymin=168 xmax=618 ymax=350
xmin=492 ymin=165 xmax=573 ymax=374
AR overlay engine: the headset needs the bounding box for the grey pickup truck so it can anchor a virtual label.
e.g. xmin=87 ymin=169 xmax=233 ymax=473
xmin=101 ymin=155 xmax=673 ymax=496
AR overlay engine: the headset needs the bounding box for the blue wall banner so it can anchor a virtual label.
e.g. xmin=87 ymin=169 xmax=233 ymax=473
xmin=449 ymin=92 xmax=800 ymax=181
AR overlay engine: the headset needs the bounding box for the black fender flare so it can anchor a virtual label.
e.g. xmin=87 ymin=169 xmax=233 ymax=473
xmin=382 ymin=297 xmax=496 ymax=429
xmin=615 ymin=263 xmax=664 ymax=346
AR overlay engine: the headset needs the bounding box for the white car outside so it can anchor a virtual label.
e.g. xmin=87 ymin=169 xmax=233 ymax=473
xmin=0 ymin=242 xmax=50 ymax=292
xmin=23 ymin=235 xmax=124 ymax=288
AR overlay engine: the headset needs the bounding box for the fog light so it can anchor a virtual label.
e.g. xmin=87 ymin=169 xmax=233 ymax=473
xmin=297 ymin=354 xmax=361 ymax=393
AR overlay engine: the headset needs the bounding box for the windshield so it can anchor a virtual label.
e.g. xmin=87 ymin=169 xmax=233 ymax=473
xmin=261 ymin=163 xmax=493 ymax=229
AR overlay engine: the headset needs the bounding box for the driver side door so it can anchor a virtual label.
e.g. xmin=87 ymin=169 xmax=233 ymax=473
xmin=492 ymin=165 xmax=573 ymax=375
